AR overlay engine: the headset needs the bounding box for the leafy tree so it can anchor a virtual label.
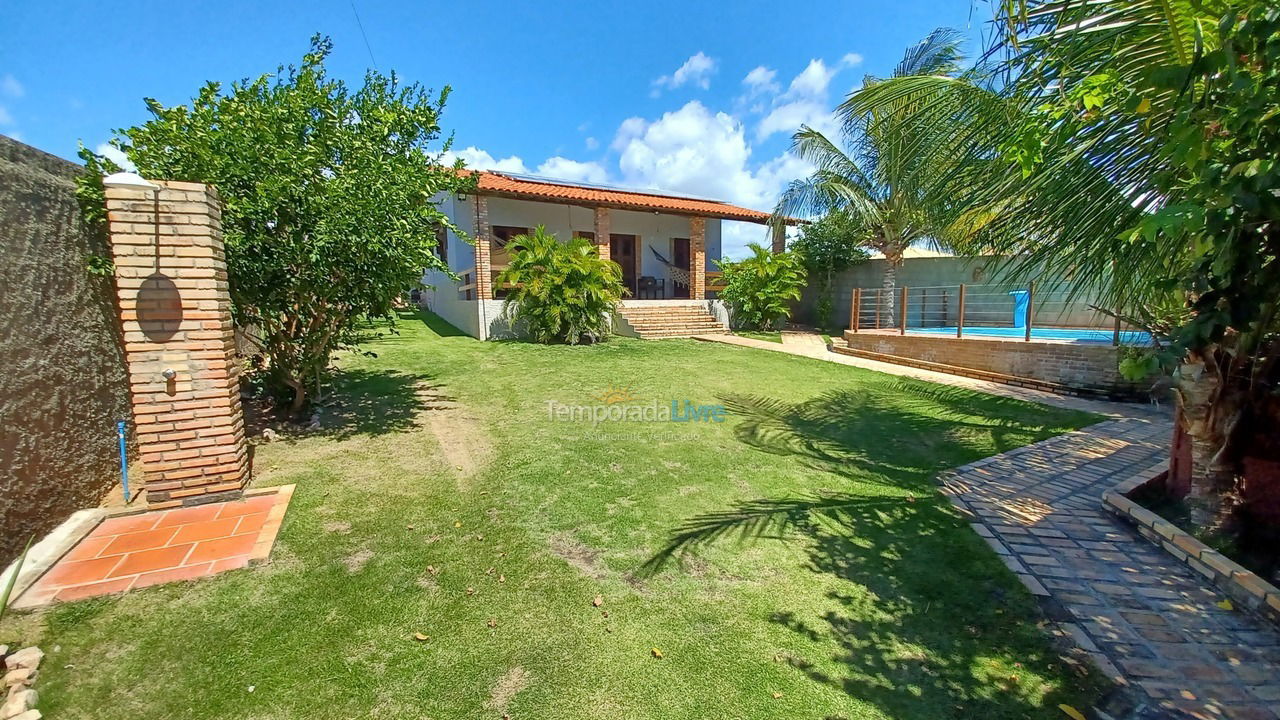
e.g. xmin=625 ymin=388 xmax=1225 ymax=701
xmin=495 ymin=226 xmax=625 ymax=344
xmin=772 ymin=29 xmax=966 ymax=327
xmin=846 ymin=2 xmax=1280 ymax=531
xmin=717 ymin=244 xmax=807 ymax=330
xmin=97 ymin=36 xmax=470 ymax=415
xmin=789 ymin=211 xmax=870 ymax=329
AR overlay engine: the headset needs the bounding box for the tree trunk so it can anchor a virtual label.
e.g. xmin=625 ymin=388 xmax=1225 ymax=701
xmin=284 ymin=375 xmax=308 ymax=419
xmin=881 ymin=251 xmax=903 ymax=329
xmin=1175 ymin=354 xmax=1239 ymax=532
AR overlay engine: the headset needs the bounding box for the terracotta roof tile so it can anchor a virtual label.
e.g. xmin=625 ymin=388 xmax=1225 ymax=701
xmin=464 ymin=171 xmax=782 ymax=224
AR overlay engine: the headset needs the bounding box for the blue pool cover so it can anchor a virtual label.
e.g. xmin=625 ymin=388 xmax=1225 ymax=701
xmin=908 ymin=326 xmax=1153 ymax=345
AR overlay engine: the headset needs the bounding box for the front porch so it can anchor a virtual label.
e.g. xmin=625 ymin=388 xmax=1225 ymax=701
xmin=457 ymin=197 xmax=737 ymax=302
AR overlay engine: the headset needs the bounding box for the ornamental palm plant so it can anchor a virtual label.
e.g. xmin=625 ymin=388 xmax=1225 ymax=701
xmin=843 ymin=1 xmax=1280 ymax=531
xmin=772 ymin=28 xmax=968 ymax=327
xmin=495 ymin=226 xmax=626 ymax=344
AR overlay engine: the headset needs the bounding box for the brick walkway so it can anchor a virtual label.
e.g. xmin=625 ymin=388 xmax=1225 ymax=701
xmin=14 ymin=486 xmax=293 ymax=608
xmin=701 ymin=334 xmax=1280 ymax=718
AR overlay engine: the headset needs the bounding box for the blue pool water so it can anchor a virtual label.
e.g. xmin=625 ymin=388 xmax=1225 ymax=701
xmin=908 ymin=326 xmax=1153 ymax=345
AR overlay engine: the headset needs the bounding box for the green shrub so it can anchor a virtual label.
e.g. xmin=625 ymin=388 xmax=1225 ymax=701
xmin=496 ymin=226 xmax=625 ymax=344
xmin=717 ymin=243 xmax=807 ymax=330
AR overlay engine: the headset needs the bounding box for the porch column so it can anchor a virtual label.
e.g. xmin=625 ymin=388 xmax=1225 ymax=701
xmin=592 ymin=207 xmax=611 ymax=262
xmin=691 ymin=216 xmax=706 ymax=299
xmin=473 ymin=194 xmax=493 ymax=300
xmin=104 ymin=177 xmax=249 ymax=508
xmin=771 ymin=222 xmax=786 ymax=253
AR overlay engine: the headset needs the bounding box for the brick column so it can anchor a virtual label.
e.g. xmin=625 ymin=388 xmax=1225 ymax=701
xmin=105 ymin=179 xmax=248 ymax=509
xmin=771 ymin=222 xmax=786 ymax=253
xmin=690 ymin=216 xmax=706 ymax=299
xmin=473 ymin=194 xmax=493 ymax=300
xmin=592 ymin=207 xmax=611 ymax=262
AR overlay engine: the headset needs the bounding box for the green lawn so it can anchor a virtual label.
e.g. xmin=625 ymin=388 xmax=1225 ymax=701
xmin=6 ymin=310 xmax=1106 ymax=719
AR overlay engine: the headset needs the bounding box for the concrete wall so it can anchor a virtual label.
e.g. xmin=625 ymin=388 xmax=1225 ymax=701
xmin=841 ymin=331 xmax=1142 ymax=396
xmin=0 ymin=136 xmax=131 ymax=564
xmin=800 ymin=255 xmax=1110 ymax=330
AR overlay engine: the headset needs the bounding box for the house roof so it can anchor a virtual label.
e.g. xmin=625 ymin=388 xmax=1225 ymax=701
xmin=463 ymin=170 xmax=787 ymax=225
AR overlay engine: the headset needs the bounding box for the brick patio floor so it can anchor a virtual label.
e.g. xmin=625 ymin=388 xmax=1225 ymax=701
xmin=941 ymin=418 xmax=1280 ymax=719
xmin=14 ymin=486 xmax=293 ymax=608
xmin=700 ymin=335 xmax=1280 ymax=719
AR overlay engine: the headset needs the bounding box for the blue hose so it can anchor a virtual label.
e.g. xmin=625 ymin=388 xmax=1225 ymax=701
xmin=117 ymin=421 xmax=130 ymax=502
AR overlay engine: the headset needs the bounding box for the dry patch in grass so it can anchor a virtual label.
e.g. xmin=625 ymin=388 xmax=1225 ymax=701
xmin=484 ymin=666 xmax=531 ymax=712
xmin=547 ymin=532 xmax=605 ymax=579
xmin=415 ymin=382 xmax=493 ymax=489
xmin=343 ymin=547 xmax=374 ymax=573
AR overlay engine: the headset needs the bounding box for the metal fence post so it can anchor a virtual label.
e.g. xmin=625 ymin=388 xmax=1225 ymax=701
xmin=899 ymin=286 xmax=908 ymax=336
xmin=875 ymin=288 xmax=882 ymax=329
xmin=851 ymin=288 xmax=861 ymax=333
xmin=1025 ymin=281 xmax=1035 ymax=342
xmin=957 ymin=284 xmax=966 ymax=338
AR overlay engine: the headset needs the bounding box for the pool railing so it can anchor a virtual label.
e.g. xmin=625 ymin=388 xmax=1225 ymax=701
xmin=846 ymin=282 xmax=1135 ymax=346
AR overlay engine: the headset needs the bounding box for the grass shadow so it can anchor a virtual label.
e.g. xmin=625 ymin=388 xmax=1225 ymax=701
xmin=716 ymin=381 xmax=1054 ymax=485
xmin=399 ymin=307 xmax=469 ymax=337
xmin=638 ymin=383 xmax=1103 ymax=717
xmin=313 ymin=368 xmax=443 ymax=440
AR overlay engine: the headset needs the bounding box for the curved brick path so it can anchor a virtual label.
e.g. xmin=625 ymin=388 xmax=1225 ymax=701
xmin=698 ymin=334 xmax=1280 ymax=719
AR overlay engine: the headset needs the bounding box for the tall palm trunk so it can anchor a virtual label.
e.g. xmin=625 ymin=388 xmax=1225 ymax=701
xmin=881 ymin=249 xmax=903 ymax=329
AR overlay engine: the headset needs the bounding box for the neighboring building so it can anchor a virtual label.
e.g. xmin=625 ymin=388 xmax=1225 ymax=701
xmin=419 ymin=171 xmax=784 ymax=340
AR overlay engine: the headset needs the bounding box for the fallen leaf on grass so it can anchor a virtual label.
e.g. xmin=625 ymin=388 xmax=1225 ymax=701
xmin=487 ymin=618 xmax=498 ymax=628
xmin=771 ymin=692 xmax=783 ymax=699
xmin=651 ymin=648 xmax=663 ymax=659
xmin=413 ymin=632 xmax=430 ymax=642
xmin=466 ymin=587 xmax=476 ymax=596
xmin=592 ymin=595 xmax=603 ymax=607
xmin=498 ymin=575 xmax=506 ymax=583
xmin=454 ymin=521 xmax=462 ymax=528
xmin=1058 ymin=705 xmax=1087 ymax=720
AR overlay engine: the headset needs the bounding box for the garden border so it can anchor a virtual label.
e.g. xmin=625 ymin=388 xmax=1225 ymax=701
xmin=1102 ymin=465 xmax=1280 ymax=629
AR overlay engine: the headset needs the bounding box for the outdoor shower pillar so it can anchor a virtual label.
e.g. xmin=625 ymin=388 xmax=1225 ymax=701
xmin=473 ymin=194 xmax=493 ymax=300
xmin=592 ymin=207 xmax=611 ymax=263
xmin=104 ymin=176 xmax=249 ymax=509
xmin=690 ymin=216 xmax=706 ymax=299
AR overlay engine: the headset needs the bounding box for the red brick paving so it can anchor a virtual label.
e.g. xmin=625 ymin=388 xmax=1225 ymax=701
xmin=14 ymin=486 xmax=293 ymax=608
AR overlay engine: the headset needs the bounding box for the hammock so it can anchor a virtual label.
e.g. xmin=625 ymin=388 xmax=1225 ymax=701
xmin=650 ymin=247 xmax=690 ymax=289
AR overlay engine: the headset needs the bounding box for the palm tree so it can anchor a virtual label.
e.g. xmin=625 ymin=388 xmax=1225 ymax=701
xmin=495 ymin=226 xmax=626 ymax=344
xmin=840 ymin=1 xmax=1280 ymax=531
xmin=772 ymin=28 xmax=968 ymax=328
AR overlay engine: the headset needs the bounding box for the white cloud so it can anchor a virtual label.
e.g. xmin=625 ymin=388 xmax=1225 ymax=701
xmin=95 ymin=143 xmax=137 ymax=172
xmin=439 ymin=145 xmax=528 ymax=173
xmin=535 ymin=157 xmax=608 ymax=184
xmin=0 ymin=105 xmax=12 ymax=126
xmin=2 ymin=130 xmax=22 ymax=142
xmin=1 ymin=74 xmax=22 ymax=98
xmin=742 ymin=66 xmax=779 ymax=96
xmin=584 ymin=136 xmax=599 ymax=151
xmin=610 ymin=101 xmax=812 ymax=259
xmin=753 ymin=57 xmax=857 ymax=141
xmin=652 ymin=52 xmax=717 ymax=93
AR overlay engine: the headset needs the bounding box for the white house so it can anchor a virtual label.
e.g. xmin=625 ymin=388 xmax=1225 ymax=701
xmin=420 ymin=171 xmax=786 ymax=340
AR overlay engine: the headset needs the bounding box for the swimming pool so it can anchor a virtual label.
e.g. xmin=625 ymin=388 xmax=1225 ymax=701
xmin=907 ymin=326 xmax=1153 ymax=345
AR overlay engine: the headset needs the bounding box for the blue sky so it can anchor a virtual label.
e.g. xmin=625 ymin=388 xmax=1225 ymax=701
xmin=0 ymin=0 xmax=990 ymax=257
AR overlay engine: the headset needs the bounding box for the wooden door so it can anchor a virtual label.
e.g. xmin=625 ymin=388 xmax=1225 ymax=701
xmin=610 ymin=234 xmax=637 ymax=296
xmin=671 ymin=238 xmax=690 ymax=298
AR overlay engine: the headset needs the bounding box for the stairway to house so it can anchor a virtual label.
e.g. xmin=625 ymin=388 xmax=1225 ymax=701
xmin=615 ymin=304 xmax=727 ymax=339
